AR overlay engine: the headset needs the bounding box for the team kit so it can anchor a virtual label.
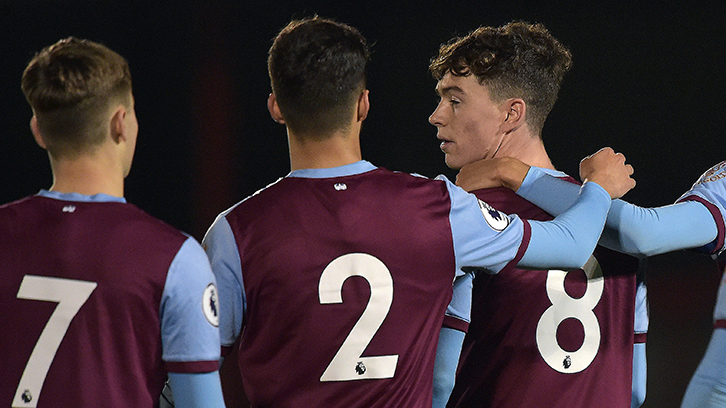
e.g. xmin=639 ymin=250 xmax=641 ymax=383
xmin=2 ymin=15 xmax=726 ymax=408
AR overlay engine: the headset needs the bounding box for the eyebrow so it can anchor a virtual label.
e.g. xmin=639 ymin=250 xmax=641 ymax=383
xmin=435 ymin=85 xmax=465 ymax=96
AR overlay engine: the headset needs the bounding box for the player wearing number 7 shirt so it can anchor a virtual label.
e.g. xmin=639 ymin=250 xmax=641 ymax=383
xmin=457 ymin=158 xmax=726 ymax=408
xmin=427 ymin=22 xmax=646 ymax=408
xmin=203 ymin=17 xmax=635 ymax=408
xmin=0 ymin=38 xmax=225 ymax=408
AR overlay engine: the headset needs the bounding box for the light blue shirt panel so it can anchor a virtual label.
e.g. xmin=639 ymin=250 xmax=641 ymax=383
xmin=432 ymin=327 xmax=466 ymax=408
xmin=287 ymin=160 xmax=377 ymax=178
xmin=445 ymin=273 xmax=473 ymax=324
xmin=632 ymin=342 xmax=647 ymax=408
xmin=678 ymin=161 xmax=726 ymax=257
xmin=37 ymin=189 xmax=126 ymax=203
xmin=203 ymin=212 xmax=245 ymax=348
xmin=518 ymin=167 xmax=718 ymax=257
xmin=438 ymin=175 xmax=525 ymax=275
xmin=161 ymin=237 xmax=221 ymax=364
xmin=167 ymin=371 xmax=225 ymax=408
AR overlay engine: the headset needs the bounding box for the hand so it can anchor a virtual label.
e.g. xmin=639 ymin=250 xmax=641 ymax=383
xmin=456 ymin=157 xmax=530 ymax=192
xmin=579 ymin=147 xmax=636 ymax=199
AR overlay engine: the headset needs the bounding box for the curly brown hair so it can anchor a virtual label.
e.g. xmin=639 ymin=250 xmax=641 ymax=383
xmin=430 ymin=21 xmax=572 ymax=134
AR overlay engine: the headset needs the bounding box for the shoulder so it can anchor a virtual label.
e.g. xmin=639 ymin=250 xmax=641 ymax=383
xmin=678 ymin=161 xmax=726 ymax=206
xmin=121 ymin=202 xmax=191 ymax=242
xmin=692 ymin=161 xmax=726 ymax=188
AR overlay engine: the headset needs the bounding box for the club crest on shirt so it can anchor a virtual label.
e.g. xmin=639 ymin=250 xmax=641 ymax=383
xmin=699 ymin=161 xmax=726 ymax=184
xmin=202 ymin=283 xmax=220 ymax=327
xmin=477 ymin=199 xmax=509 ymax=231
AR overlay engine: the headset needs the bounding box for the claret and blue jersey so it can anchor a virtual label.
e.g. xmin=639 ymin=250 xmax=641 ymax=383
xmin=204 ymin=160 xmax=613 ymax=407
xmin=0 ymin=191 xmax=220 ymax=408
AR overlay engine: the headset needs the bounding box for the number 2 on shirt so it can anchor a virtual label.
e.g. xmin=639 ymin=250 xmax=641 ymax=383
xmin=318 ymin=253 xmax=399 ymax=381
xmin=13 ymin=276 xmax=97 ymax=408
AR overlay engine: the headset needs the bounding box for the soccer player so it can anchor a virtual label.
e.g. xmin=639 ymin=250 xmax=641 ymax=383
xmin=0 ymin=38 xmax=225 ymax=408
xmin=427 ymin=22 xmax=647 ymax=408
xmin=203 ymin=16 xmax=636 ymax=408
xmin=456 ymin=157 xmax=726 ymax=408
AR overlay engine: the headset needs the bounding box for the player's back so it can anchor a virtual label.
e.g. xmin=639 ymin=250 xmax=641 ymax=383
xmin=1 ymin=194 xmax=188 ymax=408
xmin=447 ymin=187 xmax=638 ymax=408
xmin=223 ymin=167 xmax=460 ymax=407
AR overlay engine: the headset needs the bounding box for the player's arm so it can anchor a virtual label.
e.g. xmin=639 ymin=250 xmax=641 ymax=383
xmin=203 ymin=213 xmax=251 ymax=406
xmin=432 ymin=274 xmax=472 ymax=408
xmin=458 ymin=156 xmax=719 ymax=257
xmin=520 ymin=148 xmax=635 ymax=268
xmin=160 ymin=238 xmax=225 ymax=408
xmin=632 ymin=342 xmax=646 ymax=407
xmin=433 ymin=327 xmax=466 ymax=408
xmin=168 ymin=372 xmax=226 ymax=408
xmin=445 ymin=148 xmax=633 ymax=273
xmin=202 ymin=213 xmax=246 ymax=356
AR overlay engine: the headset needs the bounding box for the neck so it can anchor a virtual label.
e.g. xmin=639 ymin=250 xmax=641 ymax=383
xmin=287 ymin=129 xmax=362 ymax=171
xmin=47 ymin=152 xmax=125 ymax=197
xmin=494 ymin=130 xmax=555 ymax=170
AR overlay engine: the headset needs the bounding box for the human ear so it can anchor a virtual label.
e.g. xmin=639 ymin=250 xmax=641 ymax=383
xmin=110 ymin=105 xmax=127 ymax=143
xmin=357 ymin=90 xmax=370 ymax=122
xmin=502 ymin=99 xmax=525 ymax=131
xmin=267 ymin=93 xmax=286 ymax=124
xmin=30 ymin=115 xmax=48 ymax=149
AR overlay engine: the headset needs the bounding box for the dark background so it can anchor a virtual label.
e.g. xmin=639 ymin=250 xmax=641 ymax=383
xmin=1 ymin=1 xmax=724 ymax=407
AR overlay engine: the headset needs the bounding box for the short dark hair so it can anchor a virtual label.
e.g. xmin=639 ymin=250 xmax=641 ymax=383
xmin=21 ymin=37 xmax=132 ymax=156
xmin=268 ymin=17 xmax=369 ymax=138
xmin=430 ymin=21 xmax=572 ymax=134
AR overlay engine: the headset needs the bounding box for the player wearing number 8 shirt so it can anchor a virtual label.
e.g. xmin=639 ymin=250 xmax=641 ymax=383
xmin=0 ymin=38 xmax=225 ymax=408
xmin=203 ymin=17 xmax=636 ymax=408
xmin=457 ymin=159 xmax=726 ymax=408
xmin=427 ymin=22 xmax=645 ymax=408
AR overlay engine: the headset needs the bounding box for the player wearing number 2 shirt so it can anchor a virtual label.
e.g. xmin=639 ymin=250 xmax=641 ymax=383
xmin=206 ymin=17 xmax=636 ymax=408
xmin=0 ymin=37 xmax=225 ymax=408
xmin=206 ymin=160 xmax=626 ymax=408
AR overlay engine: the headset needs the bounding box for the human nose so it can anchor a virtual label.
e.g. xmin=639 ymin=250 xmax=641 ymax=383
xmin=429 ymin=102 xmax=444 ymax=127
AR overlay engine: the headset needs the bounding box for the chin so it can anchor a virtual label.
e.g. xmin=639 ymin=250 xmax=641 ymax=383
xmin=444 ymin=158 xmax=463 ymax=171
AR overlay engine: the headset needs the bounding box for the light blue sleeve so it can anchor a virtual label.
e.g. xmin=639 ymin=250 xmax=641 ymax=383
xmin=167 ymin=372 xmax=226 ymax=408
xmin=520 ymin=181 xmax=611 ymax=269
xmin=632 ymin=342 xmax=647 ymax=408
xmin=444 ymin=273 xmax=473 ymax=326
xmin=161 ymin=237 xmax=221 ymax=365
xmin=442 ymin=174 xmax=612 ymax=271
xmin=202 ymin=213 xmax=246 ymax=349
xmin=439 ymin=175 xmax=524 ymax=275
xmin=432 ymin=327 xmax=466 ymax=408
xmin=518 ymin=167 xmax=718 ymax=257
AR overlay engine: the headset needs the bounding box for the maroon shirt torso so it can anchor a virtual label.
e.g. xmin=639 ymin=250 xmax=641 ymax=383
xmin=448 ymin=187 xmax=638 ymax=408
xmin=225 ymin=169 xmax=460 ymax=407
xmin=1 ymin=195 xmax=188 ymax=408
